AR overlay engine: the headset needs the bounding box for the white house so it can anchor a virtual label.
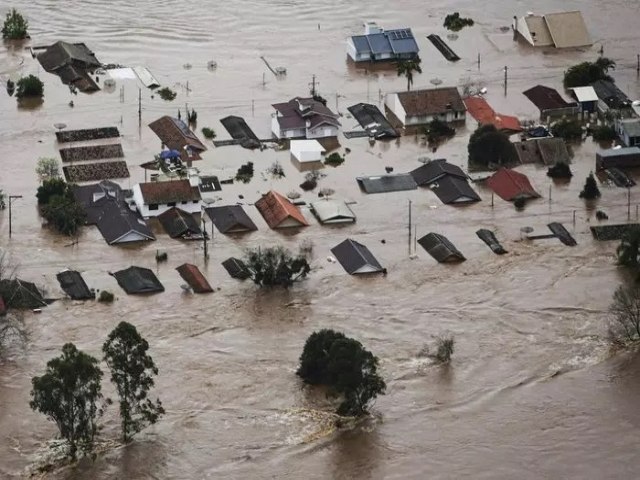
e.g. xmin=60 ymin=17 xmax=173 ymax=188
xmin=346 ymin=22 xmax=419 ymax=63
xmin=132 ymin=179 xmax=202 ymax=218
xmin=271 ymin=97 xmax=340 ymax=139
xmin=385 ymin=87 xmax=466 ymax=127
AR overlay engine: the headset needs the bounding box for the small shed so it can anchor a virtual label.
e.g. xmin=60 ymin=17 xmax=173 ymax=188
xmin=486 ymin=168 xmax=540 ymax=201
xmin=571 ymin=87 xmax=598 ymax=114
xmin=331 ymin=239 xmax=384 ymax=274
xmin=205 ymin=205 xmax=258 ymax=234
xmin=596 ymin=147 xmax=640 ymax=169
xmin=157 ymin=207 xmax=203 ymax=239
xmin=111 ymin=267 xmax=164 ymax=295
xmin=418 ymin=233 xmax=465 ymax=263
xmin=290 ymin=140 xmax=326 ymax=164
xmin=176 ymin=263 xmax=213 ymax=293
xmin=310 ymin=200 xmax=356 ymax=224
xmin=616 ymin=119 xmax=640 ymax=147
xmin=222 ymin=257 xmax=251 ymax=280
xmin=56 ymin=270 xmax=95 ymax=300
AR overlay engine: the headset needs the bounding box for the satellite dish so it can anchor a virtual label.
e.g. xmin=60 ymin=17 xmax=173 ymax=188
xmin=54 ymin=123 xmax=67 ymax=131
xmin=520 ymin=226 xmax=534 ymax=234
xmin=430 ymin=78 xmax=443 ymax=87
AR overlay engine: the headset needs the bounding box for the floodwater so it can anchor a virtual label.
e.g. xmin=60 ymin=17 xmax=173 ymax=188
xmin=2 ymin=0 xmax=640 ymax=478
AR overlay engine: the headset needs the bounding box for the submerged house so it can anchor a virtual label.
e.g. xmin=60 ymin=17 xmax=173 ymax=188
xmin=463 ymin=96 xmax=522 ymax=133
xmin=512 ymin=11 xmax=591 ymax=48
xmin=385 ymin=87 xmax=466 ymax=127
xmin=523 ymin=85 xmax=579 ymax=118
xmin=111 ymin=266 xmax=164 ymax=295
xmin=347 ymin=22 xmax=419 ymax=62
xmin=591 ymin=80 xmax=632 ymax=114
xmin=176 ymin=263 xmax=213 ymax=293
xmin=410 ymin=159 xmax=467 ymax=186
xmin=596 ymin=147 xmax=640 ymax=170
xmin=221 ymin=257 xmax=251 ymax=280
xmin=132 ymin=179 xmax=202 ymax=218
xmin=347 ymin=103 xmax=398 ymax=138
xmin=37 ymin=41 xmax=101 ymax=92
xmin=148 ymin=116 xmax=207 ymax=162
xmin=512 ymin=137 xmax=571 ymax=166
xmin=271 ymin=97 xmax=341 ymax=139
xmin=331 ymin=239 xmax=384 ymax=275
xmin=570 ymin=86 xmax=598 ymax=114
xmin=56 ymin=270 xmax=94 ymax=300
xmin=290 ymin=140 xmax=326 ymax=168
xmin=615 ymin=119 xmax=640 ymax=147
xmin=310 ymin=200 xmax=356 ymax=224
xmin=255 ymin=190 xmax=309 ymax=229
xmin=357 ymin=173 xmax=417 ymax=194
xmin=205 ymin=205 xmax=258 ymax=234
xmin=410 ymin=159 xmax=479 ymax=204
xmin=157 ymin=207 xmax=202 ymax=239
xmin=486 ymin=168 xmax=540 ymax=201
xmin=418 ymin=233 xmax=465 ymax=263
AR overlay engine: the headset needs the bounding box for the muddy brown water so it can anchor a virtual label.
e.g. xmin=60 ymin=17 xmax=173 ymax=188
xmin=2 ymin=1 xmax=640 ymax=478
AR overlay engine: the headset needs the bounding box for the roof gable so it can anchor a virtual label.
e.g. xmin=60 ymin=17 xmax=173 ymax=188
xmin=157 ymin=207 xmax=202 ymax=238
xmin=112 ymin=266 xmax=164 ymax=294
xmin=486 ymin=168 xmax=540 ymax=201
xmin=138 ymin=180 xmax=201 ymax=205
xmin=205 ymin=205 xmax=258 ymax=233
xmin=331 ymin=239 xmax=383 ymax=274
xmin=430 ymin=176 xmax=481 ymax=204
xmin=396 ymin=87 xmax=465 ymax=116
xmin=255 ymin=191 xmax=309 ymax=229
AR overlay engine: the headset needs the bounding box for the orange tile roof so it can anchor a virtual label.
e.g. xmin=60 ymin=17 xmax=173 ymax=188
xmin=255 ymin=191 xmax=309 ymax=229
xmin=463 ymin=96 xmax=522 ymax=133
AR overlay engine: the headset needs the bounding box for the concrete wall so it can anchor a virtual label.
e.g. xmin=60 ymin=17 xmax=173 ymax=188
xmin=307 ymin=125 xmax=338 ymax=139
xmin=132 ymin=184 xmax=202 ymax=218
xmin=385 ymin=94 xmax=406 ymax=125
xmin=405 ymin=110 xmax=465 ymax=126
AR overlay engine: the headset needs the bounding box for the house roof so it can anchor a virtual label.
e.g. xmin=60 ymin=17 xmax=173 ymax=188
xmin=597 ymin=147 xmax=640 ymax=158
xmin=138 ymin=180 xmax=201 ymax=205
xmin=221 ymin=257 xmax=251 ymax=280
xmin=591 ymin=80 xmax=631 ymax=109
xmin=430 ymin=176 xmax=481 ymax=204
xmin=347 ymin=103 xmax=398 ymax=138
xmin=290 ymin=140 xmax=325 ymax=160
xmin=205 ymin=205 xmax=258 ymax=233
xmin=619 ymin=119 xmax=640 ymax=138
xmin=357 ymin=174 xmax=418 ymax=194
xmin=112 ymin=266 xmax=164 ymax=294
xmin=486 ymin=168 xmax=541 ymax=201
xmin=523 ymin=85 xmax=573 ymax=111
xmin=410 ymin=159 xmax=467 ymax=186
xmin=351 ymin=35 xmax=372 ymax=55
xmin=418 ymin=233 xmax=466 ymax=263
xmin=0 ymin=279 xmax=46 ymax=309
xmin=254 ymin=191 xmax=309 ymax=229
xmin=523 ymin=15 xmax=554 ymax=46
xmin=536 ymin=138 xmax=571 ymax=165
xmin=386 ymin=28 xmax=420 ymax=54
xmin=96 ymin=202 xmax=155 ymax=244
xmin=463 ymin=96 xmax=522 ymax=133
xmin=148 ymin=116 xmax=207 ymax=157
xmin=350 ymin=28 xmax=419 ymax=56
xmin=157 ymin=207 xmax=202 ymax=239
xmin=571 ymin=86 xmax=598 ymax=103
xmin=56 ymin=270 xmax=95 ymax=300
xmin=176 ymin=263 xmax=213 ymax=293
xmin=310 ymin=200 xmax=356 ymax=224
xmin=395 ymin=87 xmax=465 ymax=117
xmin=198 ymin=176 xmax=222 ymax=193
xmin=476 ymin=229 xmax=508 ymax=255
xmin=272 ymin=97 xmax=340 ymax=132
xmin=37 ymin=41 xmax=101 ymax=72
xmin=543 ymin=11 xmax=591 ymax=48
xmin=331 ymin=239 xmax=384 ymax=275
xmin=220 ymin=115 xmax=259 ymax=144
xmin=73 ymin=180 xmax=125 ymax=224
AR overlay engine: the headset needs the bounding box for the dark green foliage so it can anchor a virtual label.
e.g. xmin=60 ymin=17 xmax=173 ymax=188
xmin=467 ymin=124 xmax=517 ymax=168
xmin=579 ymin=173 xmax=601 ymax=200
xmin=103 ymin=322 xmax=164 ymax=442
xmin=41 ymin=194 xmax=86 ymax=236
xmin=15 ymin=75 xmax=43 ymax=98
xmin=514 ymin=197 xmax=526 ymax=210
xmin=36 ymin=178 xmax=68 ymax=205
xmin=547 ymin=162 xmax=573 ymax=178
xmin=267 ymin=161 xmax=285 ymax=179
xmin=98 ymin=290 xmax=114 ymax=303
xmin=590 ymin=125 xmax=617 ymax=142
xmin=157 ymin=87 xmax=177 ymax=101
xmin=30 ymin=343 xmax=103 ymax=459
xmin=443 ymin=12 xmax=474 ymax=32
xmin=6 ymin=79 xmax=15 ymax=96
xmin=2 ymin=8 xmax=28 ymax=39
xmin=235 ymin=161 xmax=254 ymax=183
xmin=297 ymin=329 xmax=386 ymax=417
xmin=609 ymin=284 xmax=640 ymax=344
xmin=433 ymin=336 xmax=455 ymax=363
xmin=551 ymin=119 xmax=583 ymax=141
xmin=324 ymin=152 xmax=344 ymax=167
xmin=201 ymin=127 xmax=216 ymax=139
xmin=422 ymin=119 xmax=455 ymax=144
xmin=563 ymin=57 xmax=615 ymax=89
xmin=616 ymin=226 xmax=640 ymax=269
xmin=397 ymin=58 xmax=422 ymax=91
xmin=300 ymin=179 xmax=317 ymax=191
xmin=244 ymin=246 xmax=311 ymax=288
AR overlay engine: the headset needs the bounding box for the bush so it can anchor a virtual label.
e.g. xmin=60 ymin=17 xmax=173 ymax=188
xmin=421 ymin=119 xmax=455 ymax=144
xmin=157 ymin=87 xmax=177 ymax=101
xmin=563 ymin=58 xmax=615 ymax=89
xmin=551 ymin=119 xmax=583 ymax=141
xmin=467 ymin=124 xmax=517 ymax=168
xmin=514 ymin=197 xmax=526 ymax=210
xmin=36 ymin=178 xmax=68 ymax=205
xmin=443 ymin=12 xmax=474 ymax=32
xmin=299 ymin=179 xmax=317 ymax=191
xmin=41 ymin=195 xmax=86 ymax=236
xmin=2 ymin=8 xmax=28 ymax=39
xmin=591 ymin=125 xmax=617 ymax=142
xmin=608 ymin=284 xmax=640 ymax=345
xmin=579 ymin=173 xmax=601 ymax=200
xmin=324 ymin=153 xmax=344 ymax=167
xmin=235 ymin=162 xmax=254 ymax=183
xmin=433 ymin=335 xmax=455 ymax=363
xmin=266 ymin=161 xmax=285 ymax=179
xmin=297 ymin=329 xmax=386 ymax=417
xmin=201 ymin=127 xmax=216 ymax=139
xmin=98 ymin=290 xmax=115 ymax=303
xmin=547 ymin=162 xmax=573 ymax=179
xmin=15 ymin=75 xmax=44 ymax=98
xmin=244 ymin=246 xmax=310 ymax=288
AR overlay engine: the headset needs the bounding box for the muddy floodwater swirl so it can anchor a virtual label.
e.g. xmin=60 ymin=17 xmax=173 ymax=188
xmin=2 ymin=0 xmax=640 ymax=478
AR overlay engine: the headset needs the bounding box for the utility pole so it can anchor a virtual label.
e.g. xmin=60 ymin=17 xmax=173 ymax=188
xmin=202 ymin=214 xmax=209 ymax=260
xmin=138 ymin=87 xmax=142 ymax=125
xmin=503 ymin=66 xmax=508 ymax=96
xmin=628 ymin=187 xmax=631 ymax=220
xmin=8 ymin=195 xmax=22 ymax=238
xmin=477 ymin=53 xmax=480 ymax=70
xmin=408 ymin=200 xmax=412 ymax=255
xmin=636 ymin=54 xmax=639 ymax=76
xmin=309 ymin=74 xmax=318 ymax=96
xmin=262 ymin=72 xmax=266 ymax=87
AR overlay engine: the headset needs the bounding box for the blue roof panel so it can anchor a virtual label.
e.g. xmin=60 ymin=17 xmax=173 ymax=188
xmin=387 ymin=28 xmax=419 ymax=54
xmin=367 ymin=33 xmax=393 ymax=54
xmin=351 ymin=35 xmax=371 ymax=55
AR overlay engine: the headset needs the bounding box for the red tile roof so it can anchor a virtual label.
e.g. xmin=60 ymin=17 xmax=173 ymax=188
xmin=255 ymin=191 xmax=309 ymax=229
xmin=176 ymin=263 xmax=213 ymax=293
xmin=139 ymin=180 xmax=201 ymax=205
xmin=486 ymin=168 xmax=540 ymax=201
xmin=397 ymin=87 xmax=465 ymax=116
xmin=463 ymin=96 xmax=522 ymax=133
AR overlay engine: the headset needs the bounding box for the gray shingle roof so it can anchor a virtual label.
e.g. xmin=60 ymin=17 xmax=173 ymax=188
xmin=205 ymin=205 xmax=258 ymax=234
xmin=331 ymin=239 xmax=384 ymax=275
xmin=418 ymin=233 xmax=466 ymax=263
xmin=357 ymin=174 xmax=417 ymax=194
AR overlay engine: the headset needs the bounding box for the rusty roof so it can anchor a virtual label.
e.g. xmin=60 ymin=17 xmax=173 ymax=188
xmin=396 ymin=87 xmax=465 ymax=116
xmin=148 ymin=116 xmax=207 ymax=155
xmin=463 ymin=96 xmax=522 ymax=133
xmin=486 ymin=168 xmax=540 ymax=201
xmin=254 ymin=191 xmax=309 ymax=229
xmin=176 ymin=263 xmax=213 ymax=293
xmin=138 ymin=180 xmax=201 ymax=205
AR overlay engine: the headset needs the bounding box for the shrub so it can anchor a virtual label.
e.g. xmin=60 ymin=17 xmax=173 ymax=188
xmin=266 ymin=161 xmax=285 ymax=179
xmin=235 ymin=162 xmax=254 ymax=183
xmin=590 ymin=125 xmax=617 ymax=142
xmin=421 ymin=119 xmax=455 ymax=144
xmin=36 ymin=178 xmax=68 ymax=205
xmin=514 ymin=197 xmax=526 ymax=210
xmin=201 ymin=127 xmax=216 ymax=139
xmin=98 ymin=290 xmax=115 ymax=303
xmin=443 ymin=12 xmax=474 ymax=32
xmin=15 ymin=75 xmax=44 ymax=98
xmin=608 ymin=284 xmax=640 ymax=345
xmin=547 ymin=162 xmax=573 ymax=179
xmin=433 ymin=335 xmax=455 ymax=364
xmin=563 ymin=58 xmax=615 ymax=89
xmin=157 ymin=87 xmax=177 ymax=101
xmin=35 ymin=157 xmax=61 ymax=182
xmin=299 ymin=179 xmax=317 ymax=191
xmin=244 ymin=246 xmax=310 ymax=288
xmin=2 ymin=8 xmax=28 ymax=39
xmin=467 ymin=124 xmax=517 ymax=168
xmin=324 ymin=153 xmax=344 ymax=167
xmin=551 ymin=119 xmax=583 ymax=141
xmin=579 ymin=173 xmax=601 ymax=200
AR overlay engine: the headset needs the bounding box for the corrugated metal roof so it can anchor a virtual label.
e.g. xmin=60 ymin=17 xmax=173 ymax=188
xmin=357 ymin=174 xmax=417 ymax=194
xmin=351 ymin=35 xmax=371 ymax=55
xmin=571 ymin=86 xmax=598 ymax=103
xmin=205 ymin=205 xmax=258 ymax=233
xmin=430 ymin=176 xmax=481 ymax=204
xmin=56 ymin=270 xmax=95 ymax=300
xmin=310 ymin=200 xmax=356 ymax=224
xmin=418 ymin=233 xmax=465 ymax=263
xmin=112 ymin=267 xmax=164 ymax=294
xmin=331 ymin=239 xmax=384 ymax=274
xmin=387 ymin=28 xmax=419 ymax=54
xmin=366 ymin=33 xmax=393 ymax=54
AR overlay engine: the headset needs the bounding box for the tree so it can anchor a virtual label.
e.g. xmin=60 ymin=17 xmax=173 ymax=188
xmin=616 ymin=226 xmax=640 ymax=269
xmin=443 ymin=12 xmax=474 ymax=32
xmin=0 ymin=189 xmax=5 ymax=209
xmin=547 ymin=162 xmax=573 ymax=178
xmin=579 ymin=172 xmax=601 ymax=200
xmin=1 ymin=8 xmax=28 ymax=39
xmin=590 ymin=124 xmax=617 ymax=142
xmin=421 ymin=119 xmax=455 ymax=144
xmin=30 ymin=343 xmax=104 ymax=460
xmin=15 ymin=75 xmax=44 ymax=98
xmin=563 ymin=57 xmax=615 ymax=89
xmin=103 ymin=322 xmax=164 ymax=442
xmin=244 ymin=246 xmax=311 ymax=288
xmin=297 ymin=329 xmax=386 ymax=417
xmin=41 ymin=194 xmax=86 ymax=236
xmin=550 ymin=119 xmax=583 ymax=141
xmin=608 ymin=284 xmax=640 ymax=344
xmin=36 ymin=157 xmax=61 ymax=182
xmin=397 ymin=58 xmax=422 ymax=91
xmin=467 ymin=124 xmax=517 ymax=168
xmin=37 ymin=178 xmax=67 ymax=205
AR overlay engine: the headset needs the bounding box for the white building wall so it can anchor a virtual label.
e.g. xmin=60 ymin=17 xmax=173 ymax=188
xmin=132 ymin=184 xmax=202 ymax=218
xmin=513 ymin=17 xmax=534 ymax=45
xmin=307 ymin=125 xmax=339 ymax=139
xmin=271 ymin=115 xmax=282 ymax=138
xmin=346 ymin=39 xmax=358 ymax=61
xmin=385 ymin=94 xmax=406 ymax=125
xmin=405 ymin=110 xmax=465 ymax=126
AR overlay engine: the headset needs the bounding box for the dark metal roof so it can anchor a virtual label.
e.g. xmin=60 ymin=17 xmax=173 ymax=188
xmin=38 ymin=41 xmax=100 ymax=72
xmin=386 ymin=28 xmax=419 ymax=54
xmin=331 ymin=239 xmax=384 ymax=275
xmin=272 ymin=98 xmax=340 ymax=132
xmin=347 ymin=103 xmax=398 ymax=138
xmin=410 ymin=159 xmax=467 ymax=186
xmin=56 ymin=270 xmax=95 ymax=300
xmin=176 ymin=263 xmax=213 ymax=293
xmin=111 ymin=266 xmax=164 ymax=294
xmin=351 ymin=35 xmax=371 ymax=55
xmin=367 ymin=33 xmax=393 ymax=54
xmin=476 ymin=229 xmax=508 ymax=254
xmin=205 ymin=205 xmax=258 ymax=234
xmin=199 ymin=176 xmax=222 ymax=193
xmin=357 ymin=174 xmax=417 ymax=194
xmin=157 ymin=207 xmax=202 ymax=239
xmin=430 ymin=176 xmax=481 ymax=204
xmin=590 ymin=223 xmax=640 ymax=241
xmin=220 ymin=116 xmax=260 ymax=148
xmin=591 ymin=80 xmax=631 ymax=109
xmin=221 ymin=257 xmax=251 ymax=280
xmin=418 ymin=233 xmax=466 ymax=263
xmin=522 ymin=85 xmax=573 ymax=111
